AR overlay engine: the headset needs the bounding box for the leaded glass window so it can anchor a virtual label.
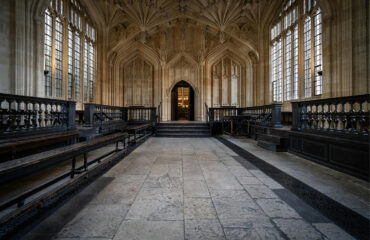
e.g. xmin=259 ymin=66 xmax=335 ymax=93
xmin=44 ymin=9 xmax=53 ymax=97
xmin=43 ymin=0 xmax=96 ymax=104
xmin=270 ymin=0 xmax=322 ymax=102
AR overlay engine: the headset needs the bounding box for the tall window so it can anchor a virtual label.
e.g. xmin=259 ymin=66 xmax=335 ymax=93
xmin=270 ymin=0 xmax=322 ymax=102
xmin=68 ymin=26 xmax=73 ymax=99
xmin=43 ymin=0 xmax=96 ymax=103
xmin=85 ymin=23 xmax=96 ymax=102
xmin=313 ymin=8 xmax=322 ymax=96
xmin=55 ymin=17 xmax=63 ymax=98
xmin=271 ymin=23 xmax=282 ymax=102
xmin=44 ymin=9 xmax=53 ymax=97
xmin=303 ymin=16 xmax=311 ymax=97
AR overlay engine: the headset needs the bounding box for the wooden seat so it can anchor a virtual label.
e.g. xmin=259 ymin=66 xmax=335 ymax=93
xmin=99 ymin=120 xmax=127 ymax=134
xmin=0 ymin=132 xmax=129 ymax=184
xmin=0 ymin=131 xmax=80 ymax=161
xmin=126 ymin=123 xmax=152 ymax=144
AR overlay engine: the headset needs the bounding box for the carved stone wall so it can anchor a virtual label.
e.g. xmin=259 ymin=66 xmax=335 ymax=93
xmin=211 ymin=57 xmax=241 ymax=107
xmin=123 ymin=57 xmax=153 ymax=107
xmin=0 ymin=0 xmax=368 ymax=121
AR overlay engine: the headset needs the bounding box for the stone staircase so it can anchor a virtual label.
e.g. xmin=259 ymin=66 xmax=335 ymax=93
xmin=256 ymin=128 xmax=289 ymax=152
xmin=156 ymin=122 xmax=210 ymax=137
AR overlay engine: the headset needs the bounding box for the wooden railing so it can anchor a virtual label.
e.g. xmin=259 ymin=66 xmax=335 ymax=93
xmin=125 ymin=107 xmax=157 ymax=124
xmin=84 ymin=103 xmax=124 ymax=127
xmin=84 ymin=104 xmax=157 ymax=127
xmin=239 ymin=104 xmax=282 ymax=128
xmin=209 ymin=104 xmax=282 ymax=128
xmin=0 ymin=93 xmax=75 ymax=137
xmin=207 ymin=104 xmax=282 ymax=135
xmin=291 ymin=94 xmax=369 ymax=138
xmin=209 ymin=107 xmax=238 ymax=122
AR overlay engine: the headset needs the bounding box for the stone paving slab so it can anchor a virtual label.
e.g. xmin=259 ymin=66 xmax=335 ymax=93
xmin=22 ymin=137 xmax=357 ymax=240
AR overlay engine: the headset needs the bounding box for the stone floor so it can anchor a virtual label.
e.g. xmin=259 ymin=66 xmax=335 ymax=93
xmin=23 ymin=137 xmax=357 ymax=240
xmin=223 ymin=135 xmax=370 ymax=219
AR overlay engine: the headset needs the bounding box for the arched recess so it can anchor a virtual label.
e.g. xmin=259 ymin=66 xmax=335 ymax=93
xmin=163 ymin=53 xmax=201 ymax=121
xmin=108 ymin=42 xmax=161 ymax=107
xmin=204 ymin=44 xmax=254 ymax=108
xmin=122 ymin=56 xmax=154 ymax=107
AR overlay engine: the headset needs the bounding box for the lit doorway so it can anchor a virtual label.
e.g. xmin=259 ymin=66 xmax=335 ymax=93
xmin=171 ymin=81 xmax=194 ymax=121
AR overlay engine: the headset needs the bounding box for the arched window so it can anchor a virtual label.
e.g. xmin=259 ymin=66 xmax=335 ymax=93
xmin=270 ymin=0 xmax=322 ymax=102
xmin=43 ymin=0 xmax=96 ymax=103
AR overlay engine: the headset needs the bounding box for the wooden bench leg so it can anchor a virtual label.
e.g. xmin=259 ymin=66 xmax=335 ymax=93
xmin=84 ymin=153 xmax=88 ymax=171
xmin=116 ymin=141 xmax=119 ymax=151
xmin=17 ymin=200 xmax=25 ymax=207
xmin=71 ymin=157 xmax=76 ymax=178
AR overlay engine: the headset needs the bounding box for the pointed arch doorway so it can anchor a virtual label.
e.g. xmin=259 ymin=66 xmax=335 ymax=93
xmin=171 ymin=81 xmax=194 ymax=121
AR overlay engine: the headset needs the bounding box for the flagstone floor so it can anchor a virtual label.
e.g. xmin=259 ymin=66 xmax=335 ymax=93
xmin=23 ymin=137 xmax=356 ymax=240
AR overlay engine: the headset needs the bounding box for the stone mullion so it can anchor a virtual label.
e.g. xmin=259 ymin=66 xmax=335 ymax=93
xmin=290 ymin=26 xmax=295 ymax=100
xmin=281 ymin=26 xmax=286 ymax=102
xmin=62 ymin=5 xmax=69 ymax=101
xmin=310 ymin=11 xmax=315 ymax=98
xmin=80 ymin=16 xmax=86 ymax=105
xmin=50 ymin=10 xmax=56 ymax=98
xmin=298 ymin=0 xmax=305 ymax=100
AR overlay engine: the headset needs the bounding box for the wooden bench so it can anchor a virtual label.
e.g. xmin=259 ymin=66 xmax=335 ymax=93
xmin=0 ymin=130 xmax=80 ymax=161
xmin=126 ymin=123 xmax=152 ymax=145
xmin=222 ymin=112 xmax=265 ymax=136
xmin=0 ymin=132 xmax=129 ymax=185
xmin=99 ymin=120 xmax=127 ymax=135
xmin=0 ymin=132 xmax=129 ymax=236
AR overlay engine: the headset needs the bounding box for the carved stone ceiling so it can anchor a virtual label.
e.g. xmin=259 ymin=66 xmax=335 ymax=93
xmin=99 ymin=0 xmax=269 ymax=61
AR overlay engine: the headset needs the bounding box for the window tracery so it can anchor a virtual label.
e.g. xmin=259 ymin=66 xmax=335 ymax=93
xmin=43 ymin=0 xmax=96 ymax=103
xmin=270 ymin=0 xmax=322 ymax=102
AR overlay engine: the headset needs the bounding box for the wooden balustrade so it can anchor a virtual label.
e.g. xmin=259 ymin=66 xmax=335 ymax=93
xmin=0 ymin=93 xmax=75 ymax=137
xmin=208 ymin=104 xmax=282 ymax=127
xmin=125 ymin=107 xmax=157 ymax=124
xmin=84 ymin=103 xmax=124 ymax=127
xmin=239 ymin=104 xmax=282 ymax=128
xmin=291 ymin=94 xmax=369 ymax=139
xmin=207 ymin=104 xmax=282 ymax=135
xmin=209 ymin=107 xmax=238 ymax=122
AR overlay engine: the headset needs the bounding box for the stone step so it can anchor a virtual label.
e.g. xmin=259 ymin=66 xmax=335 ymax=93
xmin=157 ymin=126 xmax=208 ymax=130
xmin=157 ymin=129 xmax=209 ymax=133
xmin=156 ymin=132 xmax=210 ymax=137
xmin=158 ymin=124 xmax=208 ymax=128
xmin=155 ymin=122 xmax=210 ymax=137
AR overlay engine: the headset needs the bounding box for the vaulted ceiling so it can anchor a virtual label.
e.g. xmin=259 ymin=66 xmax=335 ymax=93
xmin=93 ymin=0 xmax=276 ymax=62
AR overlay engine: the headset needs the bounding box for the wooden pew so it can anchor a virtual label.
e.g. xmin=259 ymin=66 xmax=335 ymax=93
xmin=0 ymin=130 xmax=79 ymax=161
xmin=0 ymin=132 xmax=130 ymax=237
xmin=126 ymin=123 xmax=152 ymax=145
xmin=0 ymin=132 xmax=129 ymax=185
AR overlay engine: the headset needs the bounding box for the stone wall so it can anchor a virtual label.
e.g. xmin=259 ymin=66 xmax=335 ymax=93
xmin=0 ymin=0 xmax=368 ymax=120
